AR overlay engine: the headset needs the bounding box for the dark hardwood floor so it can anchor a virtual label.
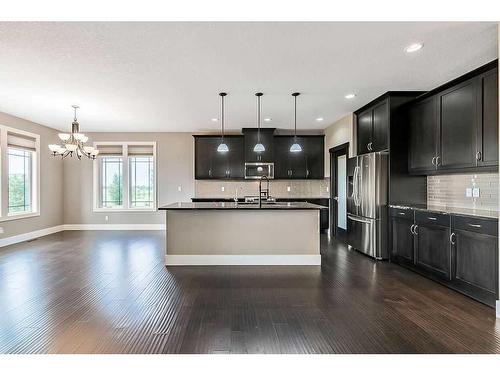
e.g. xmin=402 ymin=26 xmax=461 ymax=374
xmin=0 ymin=230 xmax=499 ymax=354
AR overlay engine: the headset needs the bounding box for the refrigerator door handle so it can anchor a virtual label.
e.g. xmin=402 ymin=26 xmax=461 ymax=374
xmin=347 ymin=214 xmax=372 ymax=224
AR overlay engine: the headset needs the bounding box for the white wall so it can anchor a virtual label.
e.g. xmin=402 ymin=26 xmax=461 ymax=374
xmin=324 ymin=113 xmax=354 ymax=177
xmin=0 ymin=111 xmax=64 ymax=238
xmin=63 ymin=132 xmax=194 ymax=225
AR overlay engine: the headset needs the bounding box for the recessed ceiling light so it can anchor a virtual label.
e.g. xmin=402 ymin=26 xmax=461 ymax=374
xmin=264 ymin=118 xmax=272 ymax=122
xmin=405 ymin=42 xmax=423 ymax=53
xmin=316 ymin=117 xmax=324 ymax=122
xmin=211 ymin=118 xmax=218 ymax=122
xmin=344 ymin=93 xmax=356 ymax=99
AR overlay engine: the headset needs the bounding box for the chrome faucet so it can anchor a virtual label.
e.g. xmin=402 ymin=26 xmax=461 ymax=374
xmin=259 ymin=176 xmax=269 ymax=208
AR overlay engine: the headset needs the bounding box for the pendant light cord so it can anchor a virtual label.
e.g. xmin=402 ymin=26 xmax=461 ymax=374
xmin=257 ymin=94 xmax=261 ymax=143
xmin=294 ymin=94 xmax=297 ymax=141
xmin=220 ymin=93 xmax=225 ymax=141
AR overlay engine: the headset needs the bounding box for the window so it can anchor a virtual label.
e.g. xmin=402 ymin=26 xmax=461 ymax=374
xmin=8 ymin=148 xmax=33 ymax=213
xmin=93 ymin=142 xmax=156 ymax=211
xmin=129 ymin=156 xmax=154 ymax=208
xmin=0 ymin=126 xmax=40 ymax=221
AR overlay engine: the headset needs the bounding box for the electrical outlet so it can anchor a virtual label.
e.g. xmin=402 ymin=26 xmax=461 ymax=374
xmin=177 ymin=185 xmax=182 ymax=192
xmin=465 ymin=188 xmax=472 ymax=198
xmin=105 ymin=215 xmax=109 ymax=222
xmin=472 ymin=187 xmax=480 ymax=198
xmin=326 ymin=186 xmax=329 ymax=193
xmin=221 ymin=186 xmax=225 ymax=192
xmin=287 ymin=186 xmax=291 ymax=192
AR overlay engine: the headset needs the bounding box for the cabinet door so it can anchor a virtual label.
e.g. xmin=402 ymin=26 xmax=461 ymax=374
xmin=289 ymin=137 xmax=307 ymax=179
xmin=478 ymin=68 xmax=499 ymax=167
xmin=371 ymin=99 xmax=389 ymax=152
xmin=452 ymin=229 xmax=498 ymax=304
xmin=439 ymin=78 xmax=477 ymax=170
xmin=273 ymin=137 xmax=292 ymax=179
xmin=356 ymin=108 xmax=372 ymax=155
xmin=244 ymin=131 xmax=274 ymax=162
xmin=304 ymin=136 xmax=324 ymax=179
xmin=409 ymin=96 xmax=438 ymax=173
xmin=415 ymin=223 xmax=451 ymax=280
xmin=227 ymin=137 xmax=245 ymax=179
xmin=391 ymin=217 xmax=415 ymax=265
xmin=195 ymin=137 xmax=217 ymax=179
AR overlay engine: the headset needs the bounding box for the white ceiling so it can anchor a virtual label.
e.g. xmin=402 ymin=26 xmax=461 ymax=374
xmin=0 ymin=22 xmax=497 ymax=133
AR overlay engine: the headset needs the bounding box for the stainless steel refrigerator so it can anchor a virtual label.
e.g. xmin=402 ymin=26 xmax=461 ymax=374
xmin=346 ymin=151 xmax=388 ymax=259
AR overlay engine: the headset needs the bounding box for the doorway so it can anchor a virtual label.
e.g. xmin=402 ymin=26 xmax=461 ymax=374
xmin=329 ymin=142 xmax=349 ymax=241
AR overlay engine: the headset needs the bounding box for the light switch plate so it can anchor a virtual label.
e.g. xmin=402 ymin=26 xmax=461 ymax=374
xmin=326 ymin=186 xmax=329 ymax=192
xmin=472 ymin=187 xmax=480 ymax=198
xmin=465 ymin=188 xmax=472 ymax=197
xmin=287 ymin=186 xmax=291 ymax=192
xmin=105 ymin=215 xmax=109 ymax=222
xmin=177 ymin=185 xmax=182 ymax=192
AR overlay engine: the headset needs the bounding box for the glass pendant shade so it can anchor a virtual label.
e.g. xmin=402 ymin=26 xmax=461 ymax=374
xmin=253 ymin=143 xmax=265 ymax=152
xmin=83 ymin=146 xmax=95 ymax=154
xmin=73 ymin=133 xmax=86 ymax=141
xmin=217 ymin=143 xmax=229 ymax=153
xmin=90 ymin=149 xmax=99 ymax=156
xmin=290 ymin=142 xmax=302 ymax=153
xmin=48 ymin=144 xmax=60 ymax=152
xmin=58 ymin=133 xmax=70 ymax=141
xmin=66 ymin=144 xmax=78 ymax=152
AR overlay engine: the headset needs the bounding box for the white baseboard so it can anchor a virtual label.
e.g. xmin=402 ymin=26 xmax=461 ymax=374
xmin=0 ymin=225 xmax=65 ymax=248
xmin=63 ymin=224 xmax=165 ymax=231
xmin=165 ymin=254 xmax=321 ymax=266
xmin=497 ymin=301 xmax=500 ymax=319
xmin=0 ymin=223 xmax=165 ymax=248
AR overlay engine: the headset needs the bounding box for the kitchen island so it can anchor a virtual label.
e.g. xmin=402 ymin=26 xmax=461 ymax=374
xmin=158 ymin=202 xmax=324 ymax=265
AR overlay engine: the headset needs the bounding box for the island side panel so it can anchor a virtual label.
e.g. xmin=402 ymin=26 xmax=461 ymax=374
xmin=165 ymin=209 xmax=320 ymax=265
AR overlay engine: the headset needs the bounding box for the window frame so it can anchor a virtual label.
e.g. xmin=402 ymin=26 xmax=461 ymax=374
xmin=0 ymin=125 xmax=41 ymax=222
xmin=92 ymin=141 xmax=157 ymax=212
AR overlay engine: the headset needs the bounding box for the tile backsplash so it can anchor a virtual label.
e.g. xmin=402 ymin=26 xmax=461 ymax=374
xmin=427 ymin=173 xmax=498 ymax=210
xmin=195 ymin=179 xmax=330 ymax=199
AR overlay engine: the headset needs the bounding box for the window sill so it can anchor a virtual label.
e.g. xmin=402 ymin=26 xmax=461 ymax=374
xmin=0 ymin=211 xmax=40 ymax=222
xmin=92 ymin=208 xmax=157 ymax=213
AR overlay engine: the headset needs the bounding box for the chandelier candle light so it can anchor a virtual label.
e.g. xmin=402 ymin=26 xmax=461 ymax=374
xmin=48 ymin=105 xmax=99 ymax=160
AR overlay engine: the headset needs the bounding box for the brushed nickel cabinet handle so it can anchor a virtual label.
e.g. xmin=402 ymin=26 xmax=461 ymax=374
xmin=468 ymin=223 xmax=482 ymax=228
xmin=410 ymin=224 xmax=415 ymax=234
xmin=427 ymin=217 xmax=437 ymax=221
xmin=436 ymin=156 xmax=440 ymax=166
xmin=431 ymin=157 xmax=436 ymax=166
xmin=450 ymin=232 xmax=456 ymax=245
xmin=413 ymin=225 xmax=418 ymax=235
xmin=476 ymin=151 xmax=482 ymax=161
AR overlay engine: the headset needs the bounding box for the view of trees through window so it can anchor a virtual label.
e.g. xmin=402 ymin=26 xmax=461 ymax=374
xmin=100 ymin=157 xmax=123 ymax=207
xmin=8 ymin=148 xmax=32 ymax=213
xmin=130 ymin=156 xmax=154 ymax=207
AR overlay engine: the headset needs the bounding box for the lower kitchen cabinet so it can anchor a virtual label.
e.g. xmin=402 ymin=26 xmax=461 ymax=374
xmin=390 ymin=207 xmax=498 ymax=307
xmin=450 ymin=216 xmax=499 ymax=306
xmin=414 ymin=212 xmax=451 ymax=281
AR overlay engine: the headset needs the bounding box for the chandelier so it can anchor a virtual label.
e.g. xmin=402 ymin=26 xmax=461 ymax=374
xmin=48 ymin=105 xmax=99 ymax=159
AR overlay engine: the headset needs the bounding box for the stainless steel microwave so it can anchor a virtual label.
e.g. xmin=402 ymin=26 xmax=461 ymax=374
xmin=244 ymin=162 xmax=274 ymax=179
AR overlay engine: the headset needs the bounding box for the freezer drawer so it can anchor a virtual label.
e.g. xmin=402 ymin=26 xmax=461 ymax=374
xmin=347 ymin=214 xmax=388 ymax=259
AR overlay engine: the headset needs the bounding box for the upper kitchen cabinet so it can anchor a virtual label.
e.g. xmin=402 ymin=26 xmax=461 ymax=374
xmin=355 ymin=98 xmax=389 ymax=154
xmin=408 ymin=60 xmax=498 ymax=175
xmin=273 ymin=135 xmax=324 ymax=179
xmin=408 ymin=95 xmax=439 ymax=173
xmin=439 ymin=78 xmax=478 ymax=169
xmin=242 ymin=128 xmax=275 ymax=162
xmin=194 ymin=135 xmax=245 ymax=180
xmin=477 ymin=68 xmax=499 ymax=167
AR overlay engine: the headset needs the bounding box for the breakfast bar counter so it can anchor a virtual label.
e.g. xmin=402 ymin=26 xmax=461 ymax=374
xmin=159 ymin=202 xmax=324 ymax=265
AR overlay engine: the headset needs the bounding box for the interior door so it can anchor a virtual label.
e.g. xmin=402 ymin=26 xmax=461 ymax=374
xmin=329 ymin=143 xmax=349 ymax=241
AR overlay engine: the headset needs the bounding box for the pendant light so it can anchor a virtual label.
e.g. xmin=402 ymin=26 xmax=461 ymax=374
xmin=290 ymin=92 xmax=302 ymax=153
xmin=217 ymin=92 xmax=229 ymax=153
xmin=253 ymin=92 xmax=265 ymax=153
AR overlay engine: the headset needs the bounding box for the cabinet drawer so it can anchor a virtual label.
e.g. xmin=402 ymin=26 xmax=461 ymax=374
xmin=415 ymin=210 xmax=450 ymax=227
xmin=389 ymin=207 xmax=413 ymax=219
xmin=452 ymin=215 xmax=498 ymax=236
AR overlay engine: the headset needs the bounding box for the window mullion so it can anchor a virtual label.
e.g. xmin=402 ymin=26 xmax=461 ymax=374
xmin=123 ymin=144 xmax=129 ymax=209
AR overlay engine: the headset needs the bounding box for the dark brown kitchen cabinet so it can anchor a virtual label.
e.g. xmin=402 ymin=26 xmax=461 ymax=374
xmin=390 ymin=215 xmax=415 ymax=266
xmin=439 ymin=78 xmax=477 ymax=169
xmin=356 ymin=98 xmax=389 ymax=155
xmin=273 ymin=136 xmax=324 ymax=179
xmin=450 ymin=216 xmax=499 ymax=306
xmin=408 ymin=95 xmax=439 ymax=173
xmin=242 ymin=128 xmax=275 ymax=162
xmin=414 ymin=212 xmax=451 ymax=281
xmin=477 ymin=69 xmax=499 ymax=167
xmin=194 ymin=135 xmax=245 ymax=180
xmin=408 ymin=62 xmax=498 ymax=174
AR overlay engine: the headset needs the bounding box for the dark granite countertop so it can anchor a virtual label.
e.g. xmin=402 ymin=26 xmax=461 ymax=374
xmin=389 ymin=203 xmax=498 ymax=220
xmin=159 ymin=202 xmax=326 ymax=210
